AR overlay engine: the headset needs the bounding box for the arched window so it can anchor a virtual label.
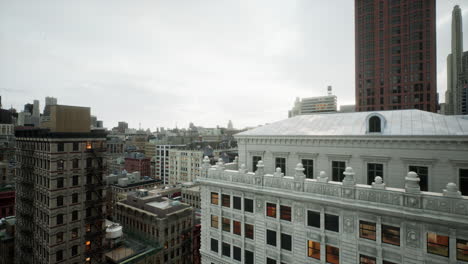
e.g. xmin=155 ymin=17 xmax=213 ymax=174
xmin=369 ymin=116 xmax=381 ymax=133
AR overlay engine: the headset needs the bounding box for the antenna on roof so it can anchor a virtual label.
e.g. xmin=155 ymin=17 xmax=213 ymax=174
xmin=327 ymin=85 xmax=332 ymax=96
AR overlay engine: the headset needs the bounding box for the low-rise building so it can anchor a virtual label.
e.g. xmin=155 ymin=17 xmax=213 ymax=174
xmin=113 ymin=189 xmax=195 ymax=264
xmin=0 ymin=185 xmax=14 ymax=218
xmin=125 ymin=152 xmax=151 ymax=177
xmin=0 ymin=216 xmax=15 ymax=264
xmin=181 ymin=184 xmax=201 ymax=210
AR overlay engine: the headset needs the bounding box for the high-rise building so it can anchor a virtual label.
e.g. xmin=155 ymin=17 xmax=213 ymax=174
xmin=355 ymin=0 xmax=437 ymax=112
xmin=288 ymin=87 xmax=337 ymax=118
xmin=15 ymin=105 xmax=107 ymax=264
xmin=445 ymin=5 xmax=468 ymax=115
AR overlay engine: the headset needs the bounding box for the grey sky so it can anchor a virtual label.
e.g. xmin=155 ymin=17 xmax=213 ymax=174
xmin=0 ymin=0 xmax=467 ymax=129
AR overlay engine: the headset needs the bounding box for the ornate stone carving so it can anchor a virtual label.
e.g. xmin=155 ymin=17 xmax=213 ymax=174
xmin=317 ymin=171 xmax=328 ymax=183
xmin=405 ymin=171 xmax=420 ymax=193
xmin=343 ymin=215 xmax=354 ymax=233
xmin=294 ymin=206 xmax=305 ymax=224
xmin=371 ymin=176 xmax=386 ymax=189
xmin=443 ymin=182 xmax=462 ymax=198
xmin=406 ymin=224 xmax=420 ymax=248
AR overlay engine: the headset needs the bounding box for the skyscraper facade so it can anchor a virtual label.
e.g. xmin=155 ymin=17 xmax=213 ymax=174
xmin=355 ymin=0 xmax=437 ymax=112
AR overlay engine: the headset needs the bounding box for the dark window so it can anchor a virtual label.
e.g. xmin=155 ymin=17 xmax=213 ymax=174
xmin=369 ymin=116 xmax=381 ymax=132
xmin=266 ymin=203 xmax=276 ymax=218
xmin=266 ymin=229 xmax=277 ymax=246
xmin=383 ymin=261 xmax=398 ymax=264
xmin=71 ymin=228 xmax=78 ymax=239
xmin=382 ymin=225 xmax=400 ymax=246
xmin=211 ymin=192 xmax=219 ymax=205
xmin=72 ymin=210 xmax=78 ymax=221
xmin=245 ymin=223 xmax=254 ymax=239
xmin=56 ymin=232 xmax=63 ymax=242
xmin=57 ymin=177 xmax=64 ymax=188
xmin=233 ymin=196 xmax=241 ymax=210
xmin=253 ymin=156 xmax=261 ymax=172
xmin=409 ymin=166 xmax=428 ymax=191
xmin=222 ymin=242 xmax=230 ymax=257
xmin=211 ymin=215 xmax=219 ymax=228
xmin=275 ymin=157 xmax=286 ymax=173
xmin=86 ymin=191 xmax=92 ymax=201
xmin=325 ymin=214 xmax=339 ymax=232
xmin=266 ymin=258 xmax=276 ymax=264
xmin=457 ymin=239 xmax=468 ymax=261
xmin=211 ymin=238 xmax=218 ymax=253
xmin=72 ymin=193 xmax=78 ymax=203
xmin=72 ymin=159 xmax=79 ymax=169
xmin=280 ymin=205 xmax=291 ymax=221
xmin=427 ymin=232 xmax=449 ymax=257
xmin=326 ymin=245 xmax=339 ymax=264
xmin=86 ymin=158 xmax=92 ymax=168
xmin=233 ymin=246 xmax=241 ymax=261
xmin=57 ymin=160 xmax=64 ymax=170
xmin=307 ymin=210 xmax=320 ymax=228
xmin=281 ymin=233 xmax=292 ymax=251
xmin=233 ymin=220 xmax=241 ymax=235
xmin=367 ymin=163 xmax=383 ymax=185
xmin=222 ymin=217 xmax=230 ymax=232
xmin=244 ymin=198 xmax=254 ymax=213
xmin=460 ymin=169 xmax=468 ymax=195
xmin=58 ymin=143 xmax=64 ymax=152
xmin=57 ymin=196 xmax=64 ymax=207
xmin=245 ymin=250 xmax=254 ymax=264
xmin=332 ymin=161 xmax=346 ymax=181
xmin=57 ymin=214 xmax=64 ymax=225
xmin=72 ymin=245 xmax=78 ymax=256
xmin=360 ymin=254 xmax=376 ymax=264
xmin=56 ymin=250 xmax=63 ymax=261
xmin=308 ymin=240 xmax=320 ymax=260
xmin=222 ymin=194 xmax=230 ymax=207
xmin=73 ymin=142 xmax=79 ymax=151
xmin=360 ymin=221 xmax=376 ymax=241
xmin=302 ymin=159 xmax=314 ymax=178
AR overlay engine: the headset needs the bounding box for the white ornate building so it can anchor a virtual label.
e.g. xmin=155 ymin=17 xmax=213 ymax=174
xmin=198 ymin=110 xmax=468 ymax=264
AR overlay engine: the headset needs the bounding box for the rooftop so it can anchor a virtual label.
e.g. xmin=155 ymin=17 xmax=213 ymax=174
xmin=237 ymin=109 xmax=468 ymax=137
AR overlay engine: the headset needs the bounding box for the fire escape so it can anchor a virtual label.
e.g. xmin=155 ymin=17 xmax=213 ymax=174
xmin=16 ymin=143 xmax=34 ymax=264
xmin=84 ymin=142 xmax=107 ymax=264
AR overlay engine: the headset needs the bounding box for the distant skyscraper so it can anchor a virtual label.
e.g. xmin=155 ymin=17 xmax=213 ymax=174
xmin=445 ymin=5 xmax=468 ymax=115
xmin=43 ymin=96 xmax=58 ymax=116
xmin=355 ymin=0 xmax=437 ymax=112
xmin=288 ymin=86 xmax=337 ymax=117
xmin=227 ymin=120 xmax=233 ymax=130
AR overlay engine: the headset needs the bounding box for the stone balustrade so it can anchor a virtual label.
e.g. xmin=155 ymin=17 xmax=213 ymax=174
xmin=200 ymin=156 xmax=468 ymax=217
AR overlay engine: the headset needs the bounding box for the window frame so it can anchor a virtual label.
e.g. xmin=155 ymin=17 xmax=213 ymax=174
xmin=409 ymin=165 xmax=429 ymax=191
xmin=331 ymin=161 xmax=346 ymax=182
xmin=326 ymin=245 xmax=339 ymax=264
xmin=382 ymin=224 xmax=400 ymax=246
xmin=266 ymin=203 xmax=277 ymax=218
xmin=308 ymin=240 xmax=320 ymax=260
xmin=280 ymin=205 xmax=291 ymax=221
xmin=233 ymin=220 xmax=241 ymax=235
xmin=281 ymin=233 xmax=292 ymax=251
xmin=307 ymin=210 xmax=320 ymax=228
xmin=245 ymin=223 xmax=254 ymax=240
xmin=222 ymin=194 xmax=230 ymax=207
xmin=359 ymin=254 xmax=376 ymax=264
xmin=211 ymin=238 xmax=218 ymax=253
xmin=210 ymin=192 xmax=219 ymax=205
xmin=233 ymin=196 xmax=241 ymax=210
xmin=275 ymin=157 xmax=286 ymax=174
xmin=266 ymin=229 xmax=277 ymax=247
xmin=302 ymin=159 xmax=314 ymax=179
xmin=244 ymin=198 xmax=254 ymax=213
xmin=211 ymin=215 xmax=219 ymax=229
xmin=222 ymin=242 xmax=230 ymax=257
xmin=359 ymin=220 xmax=377 ymax=241
xmin=456 ymin=238 xmax=468 ymax=261
xmin=222 ymin=217 xmax=230 ymax=232
xmin=367 ymin=163 xmax=384 ymax=185
xmin=325 ymin=214 xmax=339 ymax=232
xmin=427 ymin=232 xmax=449 ymax=257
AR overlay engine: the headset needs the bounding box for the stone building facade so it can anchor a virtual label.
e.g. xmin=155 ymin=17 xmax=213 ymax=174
xmin=199 ymin=158 xmax=468 ymax=264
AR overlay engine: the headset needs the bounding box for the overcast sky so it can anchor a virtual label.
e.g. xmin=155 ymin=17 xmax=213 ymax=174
xmin=1 ymin=1 xmax=467 ymax=130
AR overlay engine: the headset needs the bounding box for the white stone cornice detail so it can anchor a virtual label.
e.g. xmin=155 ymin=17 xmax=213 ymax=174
xmin=449 ymin=159 xmax=468 ymax=167
xmin=326 ymin=154 xmax=352 ymax=161
xmin=360 ymin=155 xmax=392 ymax=162
xmin=271 ymin=151 xmax=290 ymax=157
xmin=248 ymin=151 xmax=265 ymax=156
xmin=400 ymin=157 xmax=438 ymax=165
xmin=296 ymin=152 xmax=319 ymax=159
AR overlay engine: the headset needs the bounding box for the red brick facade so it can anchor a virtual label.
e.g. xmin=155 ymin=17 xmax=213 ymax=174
xmin=124 ymin=157 xmax=151 ymax=177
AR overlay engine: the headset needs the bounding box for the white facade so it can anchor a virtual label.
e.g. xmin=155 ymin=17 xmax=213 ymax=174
xmin=289 ymin=95 xmax=337 ymax=118
xmin=155 ymin=144 xmax=186 ymax=184
xmin=169 ymin=149 xmax=203 ymax=184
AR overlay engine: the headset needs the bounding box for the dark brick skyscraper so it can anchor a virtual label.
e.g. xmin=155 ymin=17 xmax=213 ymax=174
xmin=355 ymin=0 xmax=437 ymax=112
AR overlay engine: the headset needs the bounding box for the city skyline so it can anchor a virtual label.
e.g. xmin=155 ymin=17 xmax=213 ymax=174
xmin=1 ymin=0 xmax=468 ymax=129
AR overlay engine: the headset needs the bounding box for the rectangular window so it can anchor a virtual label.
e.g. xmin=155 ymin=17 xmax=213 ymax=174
xmin=57 ymin=214 xmax=64 ymax=225
xmin=56 ymin=232 xmax=63 ymax=243
xmin=71 ymin=245 xmax=78 ymax=256
xmin=266 ymin=229 xmax=277 ymax=246
xmin=233 ymin=246 xmax=241 ymax=261
xmin=325 ymin=214 xmax=339 ymax=232
xmin=332 ymin=161 xmax=346 ymax=181
xmin=222 ymin=194 xmax=230 ymax=207
xmin=308 ymin=210 xmax=320 ymax=228
xmin=57 ymin=196 xmax=63 ymax=207
xmin=382 ymin=225 xmax=400 ymax=246
xmin=409 ymin=166 xmax=428 ymax=191
xmin=211 ymin=192 xmax=219 ymax=205
xmin=275 ymin=157 xmax=286 ymax=174
xmin=245 ymin=250 xmax=254 ymax=264
xmin=460 ymin=169 xmax=468 ymax=195
xmin=253 ymin=156 xmax=261 ymax=172
xmin=233 ymin=196 xmax=241 ymax=210
xmin=281 ymin=233 xmax=292 ymax=251
xmin=244 ymin=198 xmax=254 ymax=213
xmin=280 ymin=205 xmax=291 ymax=221
xmin=57 ymin=177 xmax=64 ymax=188
xmin=222 ymin=217 xmax=230 ymax=232
xmin=266 ymin=258 xmax=276 ymax=264
xmin=211 ymin=215 xmax=219 ymax=228
xmin=302 ymin=159 xmax=314 ymax=178
xmin=383 ymin=261 xmax=398 ymax=264
xmin=266 ymin=203 xmax=277 ymax=218
xmin=360 ymin=254 xmax=376 ymax=264
xmin=56 ymin=250 xmax=63 ymax=262
xmin=359 ymin=221 xmax=376 ymax=241
xmin=58 ymin=143 xmax=64 ymax=152
xmin=308 ymin=240 xmax=320 ymax=260
xmin=457 ymin=239 xmax=468 ymax=261
xmin=72 ymin=159 xmax=79 ymax=169
xmin=233 ymin=221 xmax=241 ymax=235
xmin=326 ymin=245 xmax=339 ymax=264
xmin=427 ymin=232 xmax=449 ymax=257
xmin=211 ymin=238 xmax=218 ymax=253
xmin=367 ymin=163 xmax=383 ymax=184
xmin=222 ymin=242 xmax=230 ymax=257
xmin=72 ymin=210 xmax=78 ymax=221
xmin=73 ymin=142 xmax=79 ymax=151
xmin=245 ymin=223 xmax=254 ymax=239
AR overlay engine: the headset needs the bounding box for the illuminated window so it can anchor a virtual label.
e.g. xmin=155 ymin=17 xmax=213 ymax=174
xmin=457 ymin=239 xmax=468 ymax=261
xmin=359 ymin=221 xmax=376 ymax=241
xmin=86 ymin=142 xmax=92 ymax=149
xmin=427 ymin=232 xmax=449 ymax=257
xmin=382 ymin=225 xmax=400 ymax=246
xmin=280 ymin=205 xmax=291 ymax=221
xmin=308 ymin=240 xmax=320 ymax=260
xmin=245 ymin=223 xmax=254 ymax=239
xmin=222 ymin=194 xmax=230 ymax=207
xmin=233 ymin=221 xmax=241 ymax=235
xmin=211 ymin=215 xmax=218 ymax=228
xmin=360 ymin=254 xmax=376 ymax=264
xmin=222 ymin=218 xmax=230 ymax=232
xmin=326 ymin=245 xmax=339 ymax=264
xmin=210 ymin=192 xmax=219 ymax=205
xmin=266 ymin=203 xmax=276 ymax=218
